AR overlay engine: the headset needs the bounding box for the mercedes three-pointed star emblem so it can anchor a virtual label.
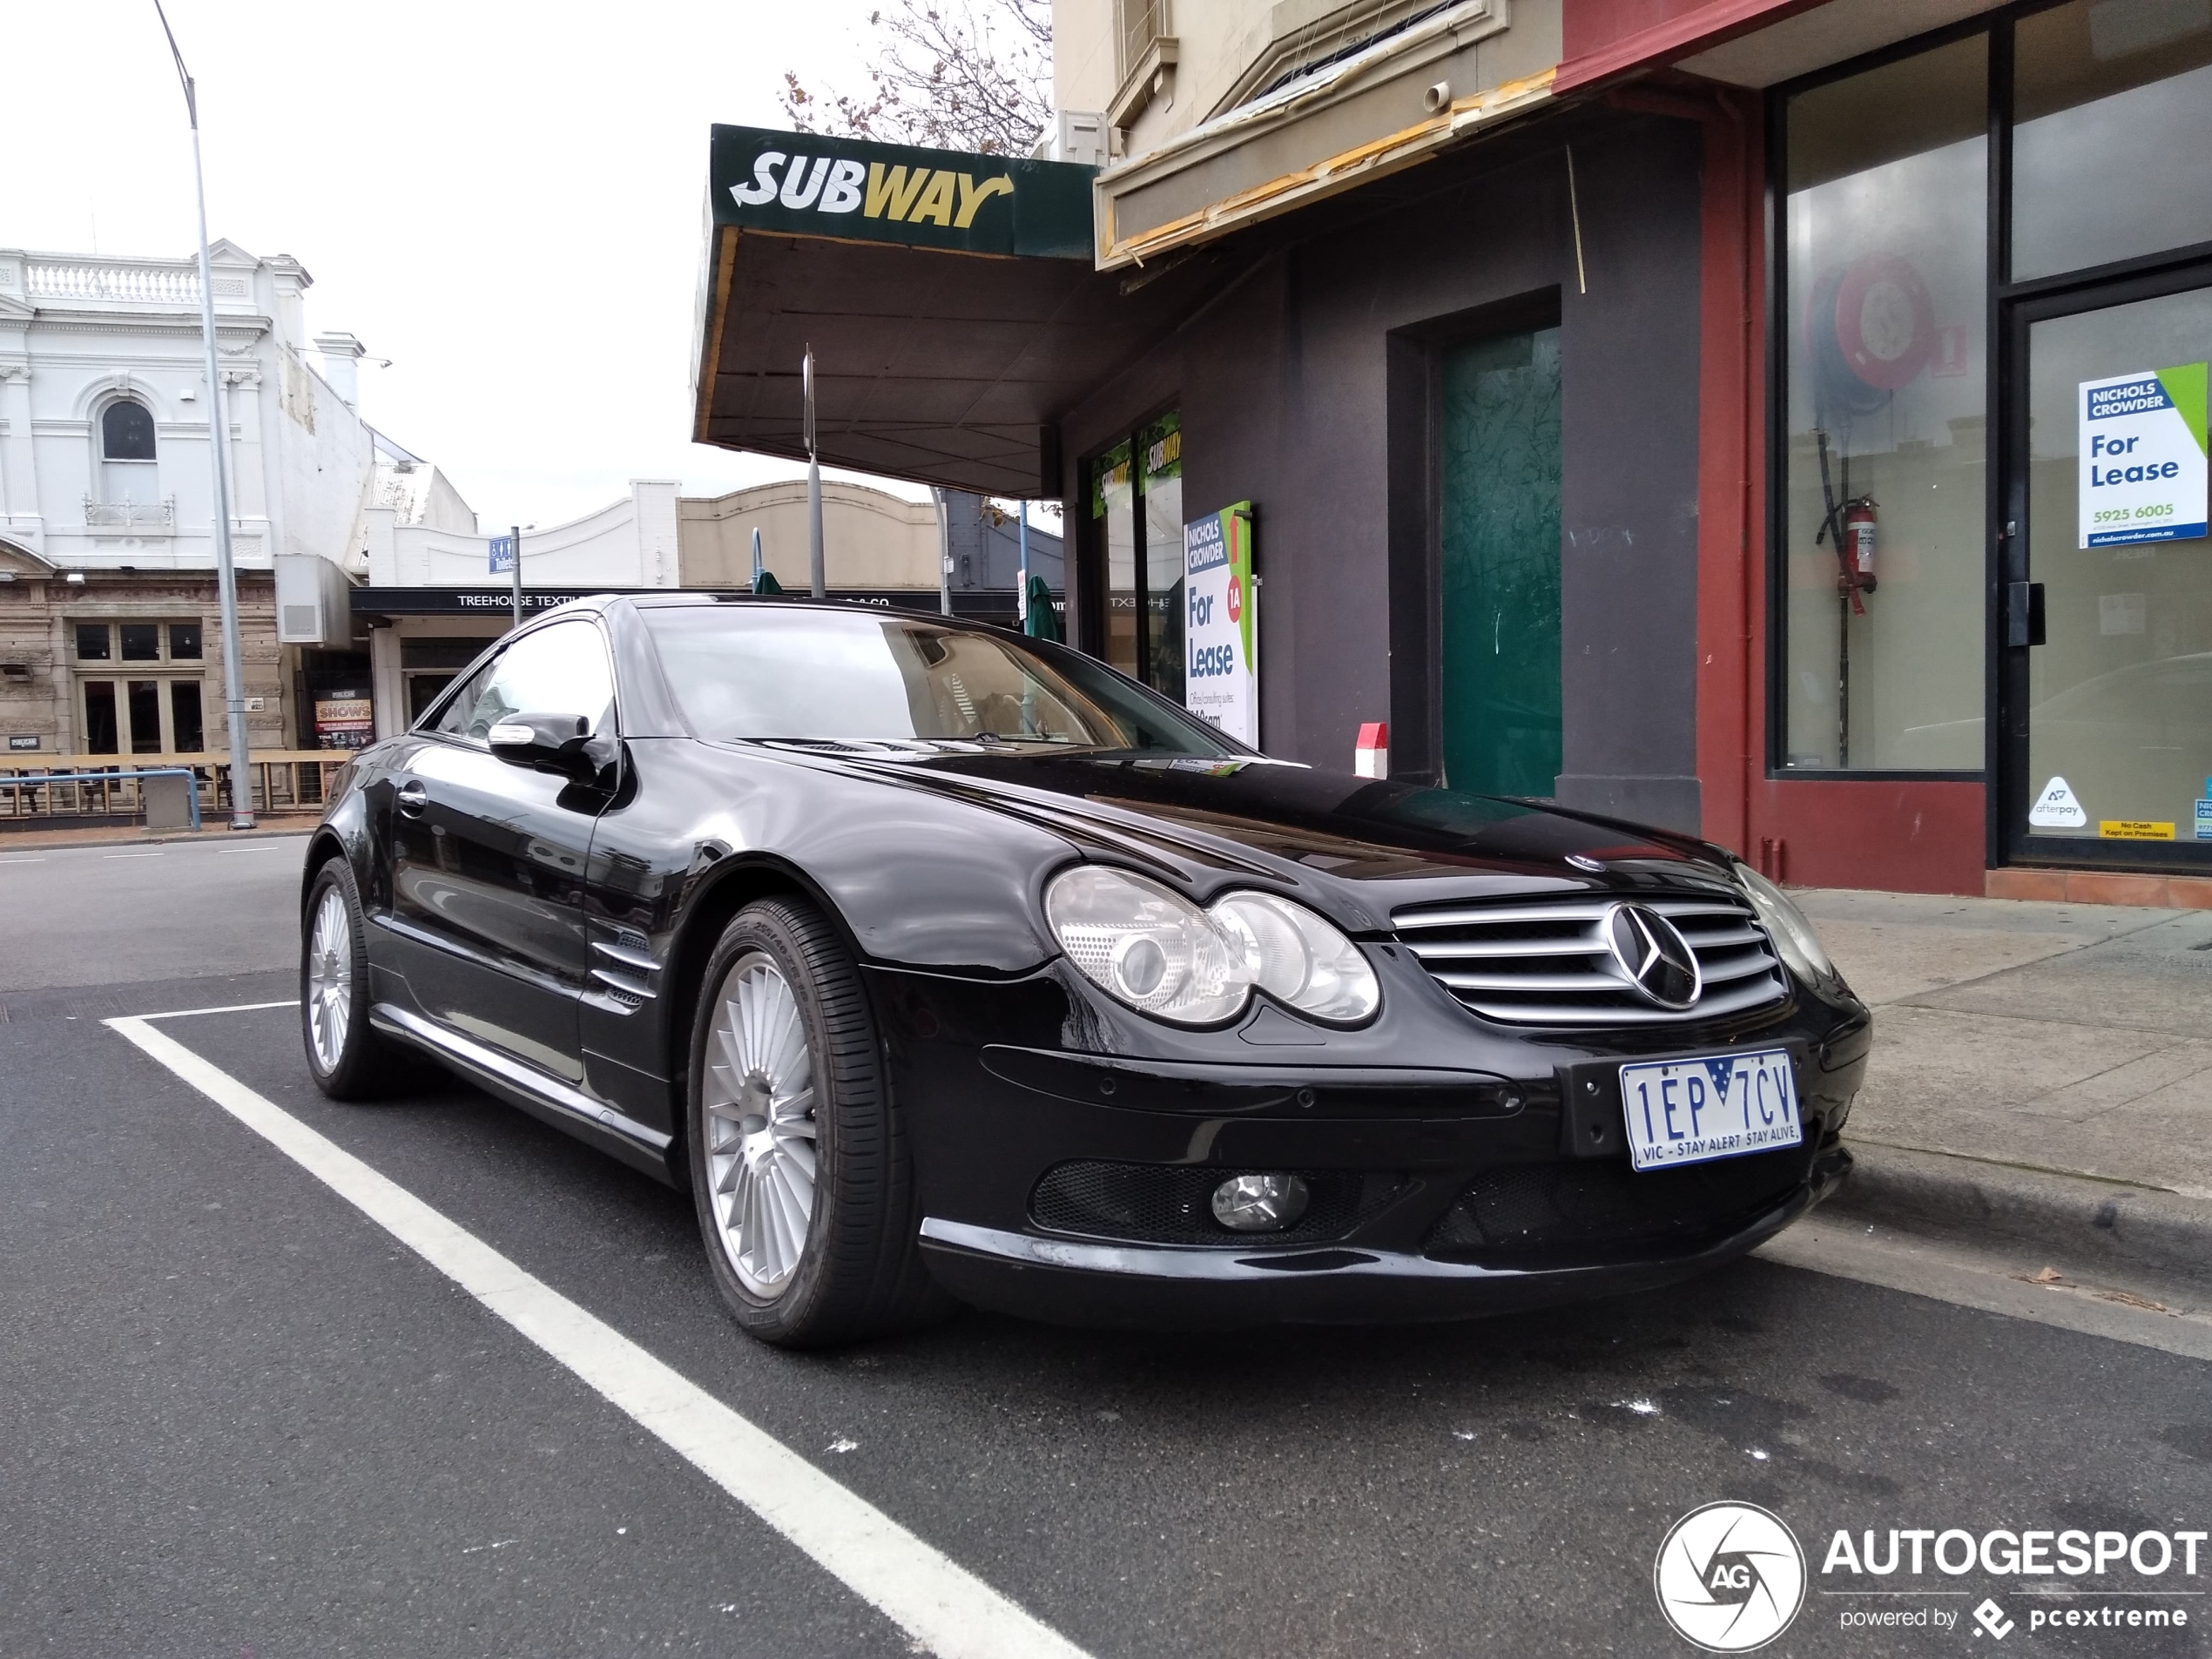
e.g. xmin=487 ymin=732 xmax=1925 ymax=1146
xmin=1602 ymin=903 xmax=1703 ymax=1009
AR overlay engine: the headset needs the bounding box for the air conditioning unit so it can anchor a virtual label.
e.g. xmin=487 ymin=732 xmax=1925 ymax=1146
xmin=273 ymin=554 xmax=355 ymax=647
xmin=1035 ymin=111 xmax=1109 ymax=170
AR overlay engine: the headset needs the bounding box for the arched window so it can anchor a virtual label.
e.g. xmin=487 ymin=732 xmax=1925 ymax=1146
xmin=101 ymin=400 xmax=157 ymax=461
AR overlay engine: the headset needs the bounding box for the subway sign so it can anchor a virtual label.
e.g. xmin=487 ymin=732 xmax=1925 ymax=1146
xmin=706 ymin=125 xmax=1094 ymax=260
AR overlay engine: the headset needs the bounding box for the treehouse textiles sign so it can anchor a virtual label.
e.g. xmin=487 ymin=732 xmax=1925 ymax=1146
xmin=707 ymin=125 xmax=1095 ymax=260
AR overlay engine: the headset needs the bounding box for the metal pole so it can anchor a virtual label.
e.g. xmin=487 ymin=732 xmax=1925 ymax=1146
xmin=943 ymin=492 xmax=955 ymax=617
xmin=156 ymin=1 xmax=253 ymax=829
xmin=751 ymin=525 xmax=764 ymax=585
xmin=511 ymin=523 xmax=523 ymax=629
xmin=804 ymin=345 xmax=826 ymax=598
xmin=1018 ymin=499 xmax=1030 ymax=624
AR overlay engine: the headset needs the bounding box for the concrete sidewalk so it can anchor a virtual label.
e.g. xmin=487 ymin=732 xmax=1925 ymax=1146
xmin=1798 ymin=886 xmax=2212 ymax=1293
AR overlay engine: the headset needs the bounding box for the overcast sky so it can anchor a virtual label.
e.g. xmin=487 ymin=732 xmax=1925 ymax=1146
xmin=3 ymin=0 xmax=960 ymax=529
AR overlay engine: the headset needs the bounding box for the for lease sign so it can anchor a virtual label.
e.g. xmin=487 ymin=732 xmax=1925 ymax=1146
xmin=1184 ymin=504 xmax=1258 ymax=747
xmin=2079 ymin=364 xmax=2208 ymax=548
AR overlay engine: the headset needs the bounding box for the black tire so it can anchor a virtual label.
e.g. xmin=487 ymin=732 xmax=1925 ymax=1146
xmin=686 ymin=896 xmax=950 ymax=1347
xmin=300 ymin=858 xmax=405 ymax=1101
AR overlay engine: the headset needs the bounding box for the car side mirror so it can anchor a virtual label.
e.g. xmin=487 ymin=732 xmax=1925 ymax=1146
xmin=487 ymin=712 xmax=604 ymax=785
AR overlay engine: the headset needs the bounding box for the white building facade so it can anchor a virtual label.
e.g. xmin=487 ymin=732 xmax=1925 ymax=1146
xmin=0 ymin=242 xmax=402 ymax=762
xmin=0 ymin=241 xmax=377 ymax=577
xmin=0 ymin=241 xmax=674 ymax=759
xmin=354 ymin=479 xmax=680 ymax=737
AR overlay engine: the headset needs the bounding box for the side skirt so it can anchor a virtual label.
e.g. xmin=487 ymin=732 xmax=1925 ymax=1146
xmin=370 ymin=1001 xmax=679 ymax=1187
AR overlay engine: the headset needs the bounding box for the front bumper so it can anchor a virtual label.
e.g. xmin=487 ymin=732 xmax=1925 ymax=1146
xmin=920 ymin=1144 xmax=1850 ymax=1327
xmin=870 ymin=957 xmax=1871 ymax=1329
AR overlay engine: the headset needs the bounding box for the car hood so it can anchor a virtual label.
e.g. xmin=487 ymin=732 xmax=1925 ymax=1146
xmin=790 ymin=748 xmax=1727 ymax=917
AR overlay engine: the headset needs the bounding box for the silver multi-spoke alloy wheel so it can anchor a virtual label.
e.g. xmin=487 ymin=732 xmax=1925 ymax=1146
xmin=704 ymin=951 xmax=819 ymax=1298
xmin=306 ymin=883 xmax=354 ymax=1075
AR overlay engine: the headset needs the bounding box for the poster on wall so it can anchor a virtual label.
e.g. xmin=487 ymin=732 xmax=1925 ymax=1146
xmin=2079 ymin=364 xmax=2208 ymax=548
xmin=1183 ymin=503 xmax=1258 ymax=746
xmin=314 ymin=691 xmax=374 ymax=751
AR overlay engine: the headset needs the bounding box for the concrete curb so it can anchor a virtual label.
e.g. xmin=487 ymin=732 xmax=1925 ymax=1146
xmin=1828 ymin=1142 xmax=2212 ymax=1291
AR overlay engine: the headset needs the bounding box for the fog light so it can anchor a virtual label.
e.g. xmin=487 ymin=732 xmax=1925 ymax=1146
xmin=1210 ymin=1172 xmax=1309 ymax=1232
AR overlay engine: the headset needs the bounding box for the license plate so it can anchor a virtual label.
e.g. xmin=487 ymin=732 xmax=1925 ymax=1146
xmin=1619 ymin=1049 xmax=1802 ymax=1172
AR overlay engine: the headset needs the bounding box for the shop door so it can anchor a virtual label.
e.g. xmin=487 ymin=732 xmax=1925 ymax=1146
xmin=2005 ymin=268 xmax=2212 ymax=868
xmin=1439 ymin=325 xmax=1562 ymax=796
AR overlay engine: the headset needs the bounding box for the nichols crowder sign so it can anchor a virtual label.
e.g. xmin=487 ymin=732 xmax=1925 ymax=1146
xmin=707 ymin=125 xmax=1093 ymax=260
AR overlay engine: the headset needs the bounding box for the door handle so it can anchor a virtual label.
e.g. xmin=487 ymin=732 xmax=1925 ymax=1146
xmin=2005 ymin=581 xmax=2046 ymax=648
xmin=395 ymin=780 xmax=428 ymax=817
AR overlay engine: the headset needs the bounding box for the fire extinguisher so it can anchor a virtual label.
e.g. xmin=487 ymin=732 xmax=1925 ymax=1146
xmin=1842 ymin=496 xmax=1878 ymax=595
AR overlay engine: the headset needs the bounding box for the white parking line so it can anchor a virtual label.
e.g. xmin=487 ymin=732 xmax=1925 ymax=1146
xmin=104 ymin=1013 xmax=1091 ymax=1659
xmin=0 ymin=857 xmax=47 ymax=865
xmin=103 ymin=852 xmax=163 ymax=859
xmin=140 ymin=999 xmax=300 ymax=1022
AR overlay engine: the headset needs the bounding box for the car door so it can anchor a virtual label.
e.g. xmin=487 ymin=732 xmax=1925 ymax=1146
xmin=385 ymin=618 xmax=617 ymax=1082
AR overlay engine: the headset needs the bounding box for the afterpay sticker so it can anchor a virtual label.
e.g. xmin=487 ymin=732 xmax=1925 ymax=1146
xmin=2029 ymin=777 xmax=2087 ymax=830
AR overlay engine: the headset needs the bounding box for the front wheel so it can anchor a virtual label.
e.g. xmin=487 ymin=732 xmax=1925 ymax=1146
xmin=687 ymin=897 xmax=948 ymax=1347
xmin=300 ymin=859 xmax=404 ymax=1100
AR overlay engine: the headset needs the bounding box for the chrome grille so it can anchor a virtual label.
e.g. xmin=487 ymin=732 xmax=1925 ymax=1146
xmin=1392 ymin=892 xmax=1789 ymax=1026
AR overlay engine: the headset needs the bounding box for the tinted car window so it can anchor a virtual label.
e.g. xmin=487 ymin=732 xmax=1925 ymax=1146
xmin=430 ymin=620 xmax=616 ymax=741
xmin=640 ymin=606 xmax=1238 ymax=756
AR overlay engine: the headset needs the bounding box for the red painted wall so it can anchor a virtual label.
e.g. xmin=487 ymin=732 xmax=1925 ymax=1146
xmin=1744 ymin=777 xmax=1988 ymax=892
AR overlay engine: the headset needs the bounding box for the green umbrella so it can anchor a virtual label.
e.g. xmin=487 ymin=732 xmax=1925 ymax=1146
xmin=752 ymin=569 xmax=784 ymax=596
xmin=1023 ymin=574 xmax=1060 ymax=641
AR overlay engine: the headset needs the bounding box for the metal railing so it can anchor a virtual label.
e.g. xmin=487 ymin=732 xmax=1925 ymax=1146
xmin=0 ymin=767 xmax=201 ymax=832
xmin=83 ymin=496 xmax=177 ymax=530
xmin=0 ymin=750 xmax=353 ymax=826
xmin=24 ymin=260 xmax=237 ymax=305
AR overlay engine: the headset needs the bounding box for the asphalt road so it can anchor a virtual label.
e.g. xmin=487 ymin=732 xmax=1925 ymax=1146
xmin=3 ymin=838 xmax=2208 ymax=1657
xmin=0 ymin=834 xmax=303 ymax=992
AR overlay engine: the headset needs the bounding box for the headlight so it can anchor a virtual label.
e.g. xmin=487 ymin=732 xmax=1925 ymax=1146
xmin=1044 ymin=867 xmax=1379 ymax=1027
xmin=1045 ymin=867 xmax=1252 ymax=1024
xmin=1732 ymin=862 xmax=1837 ymax=983
xmin=1212 ymin=890 xmax=1379 ymax=1023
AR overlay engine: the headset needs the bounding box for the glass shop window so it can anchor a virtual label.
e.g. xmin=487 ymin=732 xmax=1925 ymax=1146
xmin=1780 ymin=36 xmax=1990 ymax=771
xmin=1088 ymin=408 xmax=1185 ymax=702
xmin=1141 ymin=411 xmax=1185 ymax=706
xmin=2013 ymin=0 xmax=2212 ymax=281
xmin=71 ymin=623 xmax=208 ymax=756
xmin=1094 ymin=439 xmax=1138 ymax=680
xmin=169 ymin=679 xmax=205 ymax=752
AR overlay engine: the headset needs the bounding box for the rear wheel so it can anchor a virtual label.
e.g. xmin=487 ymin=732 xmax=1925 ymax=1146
xmin=301 ymin=859 xmax=404 ymax=1100
xmin=687 ymin=897 xmax=948 ymax=1346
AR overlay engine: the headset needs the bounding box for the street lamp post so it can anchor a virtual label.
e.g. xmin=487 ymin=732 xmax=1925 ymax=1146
xmin=154 ymin=0 xmax=253 ymax=830
xmin=803 ymin=345 xmax=825 ymax=599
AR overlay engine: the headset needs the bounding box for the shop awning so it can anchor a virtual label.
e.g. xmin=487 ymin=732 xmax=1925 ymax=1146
xmin=691 ymin=125 xmax=1216 ymax=498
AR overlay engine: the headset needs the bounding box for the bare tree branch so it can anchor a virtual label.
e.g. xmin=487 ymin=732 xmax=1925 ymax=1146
xmin=781 ymin=0 xmax=1054 ymax=158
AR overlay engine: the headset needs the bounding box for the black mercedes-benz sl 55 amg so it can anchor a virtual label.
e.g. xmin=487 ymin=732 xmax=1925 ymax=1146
xmin=298 ymin=595 xmax=1870 ymax=1346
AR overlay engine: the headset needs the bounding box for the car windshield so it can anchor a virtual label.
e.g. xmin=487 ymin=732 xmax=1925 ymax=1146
xmin=640 ymin=604 xmax=1244 ymax=758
